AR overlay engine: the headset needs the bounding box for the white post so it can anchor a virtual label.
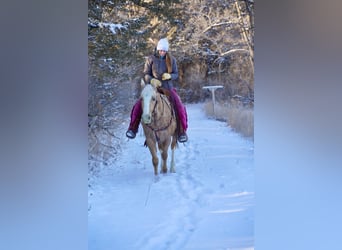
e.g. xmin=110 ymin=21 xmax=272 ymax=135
xmin=202 ymin=85 xmax=224 ymax=117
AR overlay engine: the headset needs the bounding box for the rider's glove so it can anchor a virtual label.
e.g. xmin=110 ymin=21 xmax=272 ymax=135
xmin=162 ymin=73 xmax=171 ymax=80
xmin=150 ymin=78 xmax=162 ymax=87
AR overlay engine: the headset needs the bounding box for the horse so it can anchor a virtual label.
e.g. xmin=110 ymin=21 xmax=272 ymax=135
xmin=140 ymin=83 xmax=178 ymax=175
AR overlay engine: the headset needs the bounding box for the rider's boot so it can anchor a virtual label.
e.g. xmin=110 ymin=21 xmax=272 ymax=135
xmin=177 ymin=124 xmax=188 ymax=143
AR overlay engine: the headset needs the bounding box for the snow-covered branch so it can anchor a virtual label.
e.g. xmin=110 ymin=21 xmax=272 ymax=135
xmin=220 ymin=48 xmax=250 ymax=57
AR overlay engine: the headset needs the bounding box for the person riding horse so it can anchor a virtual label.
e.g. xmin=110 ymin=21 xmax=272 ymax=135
xmin=139 ymin=83 xmax=178 ymax=175
xmin=126 ymin=38 xmax=188 ymax=143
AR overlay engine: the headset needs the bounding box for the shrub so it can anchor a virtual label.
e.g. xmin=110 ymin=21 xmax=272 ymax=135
xmin=203 ymin=100 xmax=254 ymax=140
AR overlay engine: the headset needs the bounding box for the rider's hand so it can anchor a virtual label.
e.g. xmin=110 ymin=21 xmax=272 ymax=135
xmin=150 ymin=78 xmax=162 ymax=87
xmin=162 ymin=73 xmax=171 ymax=80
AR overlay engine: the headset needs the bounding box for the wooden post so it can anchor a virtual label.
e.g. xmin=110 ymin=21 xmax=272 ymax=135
xmin=202 ymin=85 xmax=224 ymax=117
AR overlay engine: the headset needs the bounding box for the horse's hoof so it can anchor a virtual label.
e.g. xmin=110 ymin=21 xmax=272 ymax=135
xmin=154 ymin=175 xmax=160 ymax=182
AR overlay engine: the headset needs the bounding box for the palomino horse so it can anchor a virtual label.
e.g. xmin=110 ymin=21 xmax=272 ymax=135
xmin=140 ymin=83 xmax=178 ymax=175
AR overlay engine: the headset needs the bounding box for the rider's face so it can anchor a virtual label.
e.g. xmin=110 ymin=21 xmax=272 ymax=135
xmin=158 ymin=50 xmax=167 ymax=56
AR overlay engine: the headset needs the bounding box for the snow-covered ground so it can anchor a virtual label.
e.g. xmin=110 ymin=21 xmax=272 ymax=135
xmin=88 ymin=103 xmax=254 ymax=250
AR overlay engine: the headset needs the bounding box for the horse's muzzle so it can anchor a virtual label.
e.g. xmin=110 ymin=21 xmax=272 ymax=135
xmin=142 ymin=114 xmax=151 ymax=124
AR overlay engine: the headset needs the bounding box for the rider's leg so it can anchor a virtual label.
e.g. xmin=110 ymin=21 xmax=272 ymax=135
xmin=126 ymin=99 xmax=142 ymax=139
xmin=170 ymin=89 xmax=188 ymax=142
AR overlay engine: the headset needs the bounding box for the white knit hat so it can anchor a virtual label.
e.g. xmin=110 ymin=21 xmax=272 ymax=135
xmin=156 ymin=38 xmax=169 ymax=51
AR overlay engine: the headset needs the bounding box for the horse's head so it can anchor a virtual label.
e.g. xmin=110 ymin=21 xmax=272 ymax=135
xmin=141 ymin=84 xmax=157 ymax=124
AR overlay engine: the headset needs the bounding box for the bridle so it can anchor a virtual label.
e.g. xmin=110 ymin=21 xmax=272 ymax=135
xmin=145 ymin=92 xmax=175 ymax=142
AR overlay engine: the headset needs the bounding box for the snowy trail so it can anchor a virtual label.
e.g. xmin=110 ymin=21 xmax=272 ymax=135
xmin=88 ymin=103 xmax=254 ymax=250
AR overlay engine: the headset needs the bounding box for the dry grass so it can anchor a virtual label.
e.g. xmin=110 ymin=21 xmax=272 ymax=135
xmin=203 ymin=101 xmax=254 ymax=140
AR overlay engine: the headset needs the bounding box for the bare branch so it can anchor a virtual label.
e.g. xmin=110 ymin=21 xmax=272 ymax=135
xmin=220 ymin=48 xmax=250 ymax=57
xmin=202 ymin=21 xmax=233 ymax=33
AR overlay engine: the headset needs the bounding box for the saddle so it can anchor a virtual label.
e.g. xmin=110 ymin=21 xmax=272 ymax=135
xmin=157 ymin=87 xmax=171 ymax=97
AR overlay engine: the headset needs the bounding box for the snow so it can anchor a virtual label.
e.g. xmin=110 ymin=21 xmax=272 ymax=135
xmin=88 ymin=103 xmax=254 ymax=250
xmin=99 ymin=22 xmax=127 ymax=34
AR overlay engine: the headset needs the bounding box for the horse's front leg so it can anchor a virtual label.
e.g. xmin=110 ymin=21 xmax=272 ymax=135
xmin=147 ymin=141 xmax=159 ymax=175
xmin=170 ymin=148 xmax=176 ymax=173
xmin=160 ymin=148 xmax=168 ymax=174
xmin=169 ymin=136 xmax=177 ymax=173
xmin=152 ymin=152 xmax=159 ymax=175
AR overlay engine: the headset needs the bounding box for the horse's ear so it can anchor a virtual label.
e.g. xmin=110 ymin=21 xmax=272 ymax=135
xmin=140 ymin=78 xmax=146 ymax=88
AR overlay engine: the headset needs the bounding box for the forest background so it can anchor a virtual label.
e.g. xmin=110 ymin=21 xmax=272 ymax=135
xmin=88 ymin=0 xmax=254 ymax=170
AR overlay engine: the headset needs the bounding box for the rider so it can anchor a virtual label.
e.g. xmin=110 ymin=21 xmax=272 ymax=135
xmin=126 ymin=38 xmax=188 ymax=143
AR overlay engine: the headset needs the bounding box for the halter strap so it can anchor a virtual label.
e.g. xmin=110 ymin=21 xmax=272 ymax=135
xmin=146 ymin=94 xmax=174 ymax=142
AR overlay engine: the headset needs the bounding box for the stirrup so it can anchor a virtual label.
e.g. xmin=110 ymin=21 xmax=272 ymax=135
xmin=178 ymin=133 xmax=188 ymax=143
xmin=126 ymin=130 xmax=136 ymax=139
